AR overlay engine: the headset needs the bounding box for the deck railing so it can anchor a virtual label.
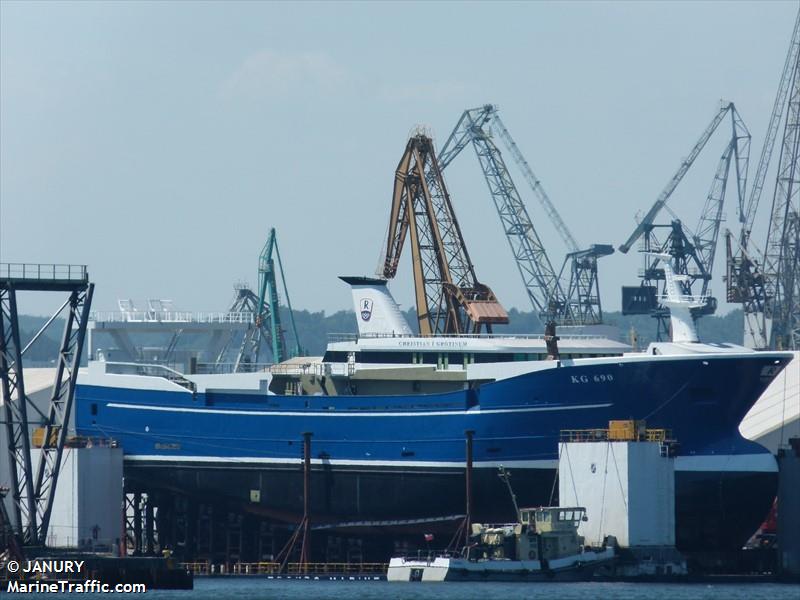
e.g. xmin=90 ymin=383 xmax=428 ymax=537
xmin=194 ymin=362 xmax=272 ymax=375
xmin=90 ymin=311 xmax=254 ymax=324
xmin=327 ymin=331 xmax=614 ymax=343
xmin=269 ymin=362 xmax=349 ymax=377
xmin=103 ymin=361 xmax=196 ymax=392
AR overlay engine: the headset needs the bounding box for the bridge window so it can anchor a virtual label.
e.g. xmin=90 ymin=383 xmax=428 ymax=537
xmin=474 ymin=353 xmax=514 ymax=363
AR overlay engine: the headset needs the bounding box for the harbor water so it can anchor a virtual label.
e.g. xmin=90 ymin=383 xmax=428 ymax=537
xmin=51 ymin=578 xmax=800 ymax=600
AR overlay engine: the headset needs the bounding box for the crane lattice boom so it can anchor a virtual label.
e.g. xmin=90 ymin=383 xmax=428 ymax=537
xmin=233 ymin=228 xmax=301 ymax=370
xmin=740 ymin=11 xmax=800 ymax=248
xmin=619 ymin=102 xmax=742 ymax=255
xmin=438 ymin=105 xmax=611 ymax=325
xmin=382 ymin=133 xmax=508 ymax=335
xmin=763 ymin=43 xmax=800 ymax=349
xmin=727 ymin=9 xmax=800 ymax=349
xmin=621 ymin=102 xmax=750 ymax=335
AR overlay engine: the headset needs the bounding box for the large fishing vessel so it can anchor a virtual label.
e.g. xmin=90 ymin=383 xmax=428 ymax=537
xmin=74 ymin=275 xmax=793 ymax=555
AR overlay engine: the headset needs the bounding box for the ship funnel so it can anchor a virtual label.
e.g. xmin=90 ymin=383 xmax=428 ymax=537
xmin=339 ymin=276 xmax=413 ymax=337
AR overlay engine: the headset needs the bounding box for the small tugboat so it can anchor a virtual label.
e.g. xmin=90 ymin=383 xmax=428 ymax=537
xmin=387 ymin=506 xmax=615 ymax=582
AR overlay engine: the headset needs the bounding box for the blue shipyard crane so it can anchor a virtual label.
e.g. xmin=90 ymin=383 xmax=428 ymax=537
xmin=381 ymin=132 xmax=509 ymax=335
xmin=437 ymin=105 xmax=613 ymax=326
xmin=619 ymin=101 xmax=750 ymax=338
xmin=726 ymin=9 xmax=800 ymax=349
xmin=232 ymin=228 xmax=301 ymax=369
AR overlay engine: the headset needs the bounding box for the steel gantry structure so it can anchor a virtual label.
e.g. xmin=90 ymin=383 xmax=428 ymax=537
xmin=0 ymin=264 xmax=93 ymax=546
xmin=230 ymin=228 xmax=301 ymax=370
xmin=764 ymin=52 xmax=800 ymax=350
xmin=381 ymin=132 xmax=509 ymax=335
xmin=437 ymin=105 xmax=613 ymax=326
xmin=618 ymin=101 xmax=751 ymax=338
xmin=726 ymin=9 xmax=800 ymax=350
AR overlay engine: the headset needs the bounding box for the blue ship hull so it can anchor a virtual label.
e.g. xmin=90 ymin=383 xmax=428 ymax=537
xmin=75 ymin=352 xmax=789 ymax=552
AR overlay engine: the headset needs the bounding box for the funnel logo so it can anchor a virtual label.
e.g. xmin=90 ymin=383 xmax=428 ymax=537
xmin=360 ymin=298 xmax=373 ymax=322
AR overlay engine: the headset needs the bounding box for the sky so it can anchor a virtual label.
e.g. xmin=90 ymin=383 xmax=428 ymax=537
xmin=0 ymin=0 xmax=797 ymax=319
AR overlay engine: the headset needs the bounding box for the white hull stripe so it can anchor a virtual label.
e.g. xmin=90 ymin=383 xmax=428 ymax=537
xmin=123 ymin=453 xmax=777 ymax=473
xmin=105 ymin=402 xmax=613 ymax=418
xmin=124 ymin=456 xmax=557 ymax=469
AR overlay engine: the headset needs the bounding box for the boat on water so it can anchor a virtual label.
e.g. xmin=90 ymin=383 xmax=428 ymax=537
xmin=387 ymin=506 xmax=615 ymax=582
xmin=74 ymin=273 xmax=794 ymax=556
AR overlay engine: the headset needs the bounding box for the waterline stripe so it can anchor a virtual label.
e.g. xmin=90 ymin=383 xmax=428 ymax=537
xmin=123 ymin=453 xmax=776 ymax=472
xmin=124 ymin=455 xmax=557 ymax=469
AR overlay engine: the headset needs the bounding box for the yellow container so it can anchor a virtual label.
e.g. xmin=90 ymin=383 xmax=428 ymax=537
xmin=31 ymin=426 xmax=60 ymax=448
xmin=608 ymin=420 xmax=646 ymax=441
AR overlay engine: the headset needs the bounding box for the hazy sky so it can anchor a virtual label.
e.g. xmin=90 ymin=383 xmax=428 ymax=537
xmin=1 ymin=0 xmax=796 ymax=319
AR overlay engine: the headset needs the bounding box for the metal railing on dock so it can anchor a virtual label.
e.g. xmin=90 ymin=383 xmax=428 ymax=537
xmin=560 ymin=428 xmax=673 ymax=443
xmin=181 ymin=562 xmax=388 ymax=576
xmin=0 ymin=262 xmax=88 ymax=282
xmin=560 ymin=420 xmax=678 ymax=457
xmin=285 ymin=563 xmax=388 ymax=575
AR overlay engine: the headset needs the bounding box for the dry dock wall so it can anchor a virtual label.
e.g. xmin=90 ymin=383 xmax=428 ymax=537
xmin=1 ymin=441 xmax=122 ymax=548
xmin=0 ymin=368 xmax=59 ymax=531
xmin=35 ymin=445 xmax=124 ymax=549
xmin=558 ymin=441 xmax=675 ymax=547
xmin=777 ymin=438 xmax=800 ymax=576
